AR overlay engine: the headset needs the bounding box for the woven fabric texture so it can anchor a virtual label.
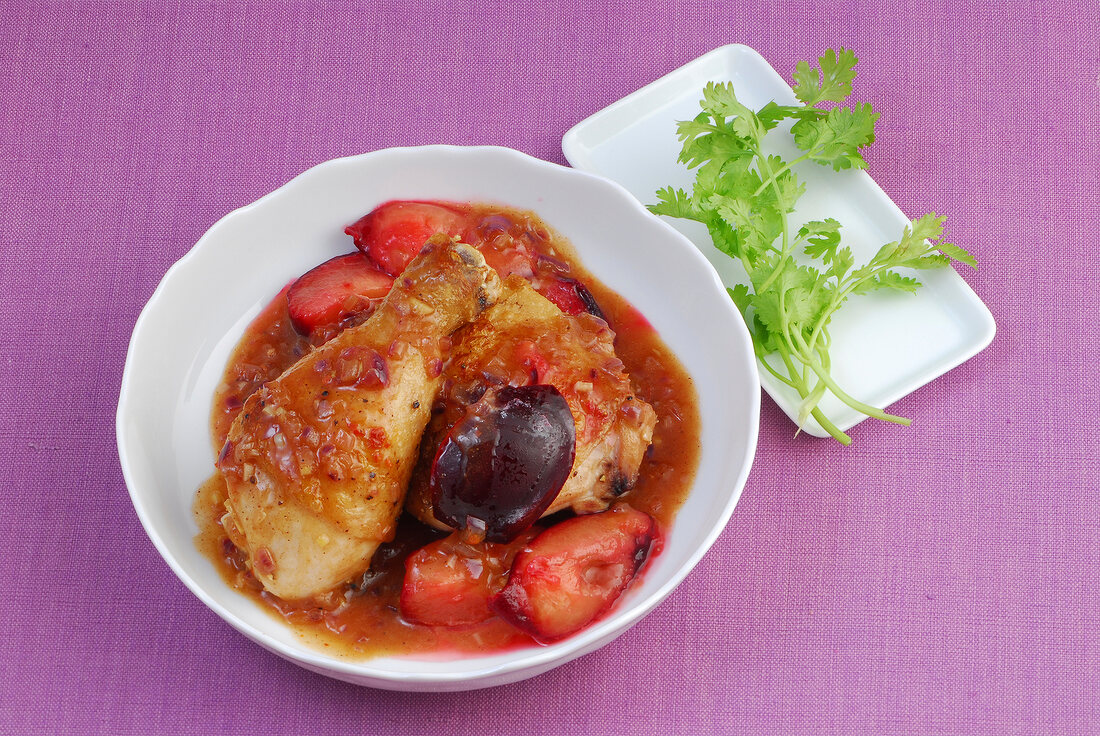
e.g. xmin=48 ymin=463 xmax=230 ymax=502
xmin=1 ymin=1 xmax=1098 ymax=734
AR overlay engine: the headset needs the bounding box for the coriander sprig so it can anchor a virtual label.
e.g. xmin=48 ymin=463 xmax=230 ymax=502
xmin=649 ymin=49 xmax=976 ymax=444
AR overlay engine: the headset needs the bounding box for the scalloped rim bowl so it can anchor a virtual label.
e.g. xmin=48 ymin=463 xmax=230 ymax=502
xmin=116 ymin=146 xmax=760 ymax=691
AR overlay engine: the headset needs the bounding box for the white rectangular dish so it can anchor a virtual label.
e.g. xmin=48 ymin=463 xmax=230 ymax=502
xmin=562 ymin=44 xmax=996 ymax=438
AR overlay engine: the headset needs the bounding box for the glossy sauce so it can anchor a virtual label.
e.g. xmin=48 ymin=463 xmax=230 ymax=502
xmin=194 ymin=203 xmax=700 ymax=658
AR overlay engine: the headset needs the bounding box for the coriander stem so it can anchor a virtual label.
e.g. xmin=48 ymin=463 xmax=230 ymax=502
xmin=790 ymin=332 xmax=910 ymax=425
xmin=805 ymin=289 xmax=843 ymax=355
xmin=751 ymin=151 xmax=813 ymax=196
xmin=730 ymin=254 xmax=797 ymax=392
xmin=810 ymin=406 xmax=852 ymax=445
xmin=759 ymin=354 xmax=797 ymax=388
xmin=777 ymin=340 xmax=852 ymax=445
xmin=776 ymin=343 xmax=806 ymax=398
xmin=738 ymin=253 xmax=755 ymax=278
xmin=805 ymin=245 xmax=932 ymax=355
xmin=755 ymin=154 xmax=794 ymax=293
xmin=801 ymin=376 xmax=827 ymax=415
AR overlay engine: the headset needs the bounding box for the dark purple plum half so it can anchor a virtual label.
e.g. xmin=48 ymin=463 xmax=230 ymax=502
xmin=429 ymin=384 xmax=576 ymax=543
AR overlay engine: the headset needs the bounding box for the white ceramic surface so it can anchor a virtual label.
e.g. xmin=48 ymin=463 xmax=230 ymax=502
xmin=562 ymin=44 xmax=996 ymax=438
xmin=116 ymin=146 xmax=760 ymax=691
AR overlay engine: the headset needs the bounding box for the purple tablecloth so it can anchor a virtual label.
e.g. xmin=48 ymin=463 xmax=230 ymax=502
xmin=3 ymin=2 xmax=1098 ymax=733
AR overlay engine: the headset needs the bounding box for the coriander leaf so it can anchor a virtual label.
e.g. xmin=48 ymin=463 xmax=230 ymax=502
xmin=699 ymin=81 xmax=749 ymax=118
xmin=827 ymin=246 xmax=854 ymax=280
xmin=750 ymin=290 xmax=784 ymax=334
xmin=706 ymin=216 xmax=745 ymax=260
xmin=905 ymin=254 xmax=952 ymax=269
xmin=793 ymin=48 xmax=859 ymax=105
xmin=694 ymin=157 xmax=727 ymax=195
xmin=765 ymin=158 xmax=806 ymax=212
xmin=800 ymin=219 xmax=842 ymax=261
xmin=882 ymin=272 xmax=922 ymax=292
xmin=909 ymin=212 xmax=945 ymax=241
xmin=648 ymin=187 xmax=701 ymax=221
xmin=700 ymin=82 xmax=767 ymax=143
xmin=737 ymin=290 xmax=784 ymax=357
xmin=710 ymin=194 xmax=757 ymax=232
xmin=677 ymin=123 xmax=750 ymax=170
xmin=872 ymin=238 xmax=901 ymax=264
xmin=936 ymin=241 xmax=978 ymax=268
xmin=675 ymin=114 xmax=719 ymax=147
xmin=895 ymin=213 xmax=945 ymax=259
xmin=757 ymin=102 xmax=819 ymax=131
xmin=791 ymin=103 xmax=878 ymax=170
xmin=712 ymin=200 xmax=781 ymax=265
xmin=902 ymin=214 xmax=978 ymax=269
xmin=774 ymin=259 xmax=819 ymax=294
xmin=775 ymin=264 xmax=828 ymax=327
xmin=875 ymin=213 xmax=945 ymax=266
xmin=728 ymin=284 xmax=753 ymax=319
xmin=750 ymin=319 xmax=782 ymax=358
xmin=703 ymin=157 xmax=760 ymax=199
xmin=852 ymin=270 xmax=923 ymax=294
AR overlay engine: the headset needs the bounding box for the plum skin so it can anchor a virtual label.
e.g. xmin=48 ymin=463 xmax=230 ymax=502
xmin=429 ymin=384 xmax=576 ymax=543
xmin=488 ymin=505 xmax=657 ymax=643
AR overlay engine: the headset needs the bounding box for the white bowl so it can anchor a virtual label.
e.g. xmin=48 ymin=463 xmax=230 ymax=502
xmin=116 ymin=146 xmax=760 ymax=691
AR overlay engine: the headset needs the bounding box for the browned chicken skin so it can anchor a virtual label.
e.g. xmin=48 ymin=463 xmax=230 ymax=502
xmin=406 ymin=276 xmax=657 ymax=530
xmin=218 ymin=240 xmax=501 ymax=601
